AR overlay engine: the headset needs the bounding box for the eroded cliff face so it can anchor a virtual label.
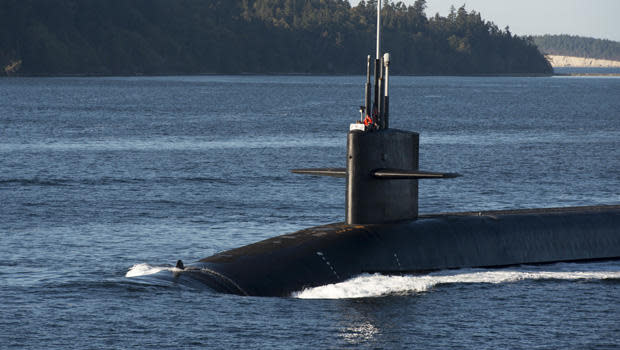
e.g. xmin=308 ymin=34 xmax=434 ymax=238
xmin=546 ymin=55 xmax=620 ymax=68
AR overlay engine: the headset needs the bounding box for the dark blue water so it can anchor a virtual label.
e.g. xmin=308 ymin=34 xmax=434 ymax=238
xmin=1 ymin=75 xmax=619 ymax=349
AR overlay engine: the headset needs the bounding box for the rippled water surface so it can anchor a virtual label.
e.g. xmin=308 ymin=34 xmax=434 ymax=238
xmin=1 ymin=75 xmax=619 ymax=349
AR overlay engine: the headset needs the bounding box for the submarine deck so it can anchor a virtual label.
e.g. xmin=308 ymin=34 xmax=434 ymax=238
xmin=188 ymin=204 xmax=620 ymax=296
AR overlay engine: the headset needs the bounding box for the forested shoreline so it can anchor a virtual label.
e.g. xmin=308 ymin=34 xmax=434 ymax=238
xmin=1 ymin=0 xmax=552 ymax=76
xmin=532 ymin=35 xmax=620 ymax=62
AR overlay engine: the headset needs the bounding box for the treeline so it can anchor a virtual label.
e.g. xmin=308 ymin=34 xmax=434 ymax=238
xmin=1 ymin=0 xmax=552 ymax=76
xmin=532 ymin=35 xmax=620 ymax=61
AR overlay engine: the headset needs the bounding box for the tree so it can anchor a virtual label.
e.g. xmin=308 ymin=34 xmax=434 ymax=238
xmin=0 ymin=0 xmax=552 ymax=76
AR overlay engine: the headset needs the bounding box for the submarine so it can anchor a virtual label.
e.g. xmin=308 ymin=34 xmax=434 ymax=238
xmin=171 ymin=1 xmax=620 ymax=297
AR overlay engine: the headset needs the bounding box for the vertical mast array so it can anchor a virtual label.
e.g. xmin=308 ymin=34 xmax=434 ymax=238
xmin=369 ymin=0 xmax=389 ymax=131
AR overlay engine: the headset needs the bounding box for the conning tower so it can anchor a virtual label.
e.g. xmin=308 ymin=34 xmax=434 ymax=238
xmin=293 ymin=0 xmax=457 ymax=224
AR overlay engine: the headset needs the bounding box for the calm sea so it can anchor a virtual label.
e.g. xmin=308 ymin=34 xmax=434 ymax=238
xmin=1 ymin=75 xmax=619 ymax=349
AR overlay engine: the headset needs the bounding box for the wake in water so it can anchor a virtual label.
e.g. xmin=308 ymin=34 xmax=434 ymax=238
xmin=125 ymin=263 xmax=182 ymax=278
xmin=125 ymin=261 xmax=620 ymax=298
xmin=294 ymin=261 xmax=620 ymax=299
xmin=125 ymin=263 xmax=221 ymax=291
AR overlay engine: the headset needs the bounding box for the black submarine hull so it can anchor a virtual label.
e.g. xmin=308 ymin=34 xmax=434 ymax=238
xmin=177 ymin=205 xmax=620 ymax=297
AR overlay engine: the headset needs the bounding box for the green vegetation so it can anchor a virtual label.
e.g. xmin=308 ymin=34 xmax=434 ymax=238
xmin=532 ymin=35 xmax=620 ymax=61
xmin=1 ymin=0 xmax=551 ymax=76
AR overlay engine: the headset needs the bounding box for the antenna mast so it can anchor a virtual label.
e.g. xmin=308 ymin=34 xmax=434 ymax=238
xmin=376 ymin=0 xmax=381 ymax=60
xmin=352 ymin=0 xmax=390 ymax=132
xmin=371 ymin=0 xmax=382 ymax=129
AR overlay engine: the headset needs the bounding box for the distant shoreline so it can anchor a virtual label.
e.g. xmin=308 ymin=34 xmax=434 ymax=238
xmin=4 ymin=72 xmax=619 ymax=78
xmin=5 ymin=71 xmax=620 ymax=78
xmin=546 ymin=55 xmax=620 ymax=68
xmin=2 ymin=72 xmax=556 ymax=78
xmin=553 ymin=73 xmax=620 ymax=77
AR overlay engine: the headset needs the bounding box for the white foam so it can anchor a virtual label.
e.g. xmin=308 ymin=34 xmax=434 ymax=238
xmin=293 ymin=263 xmax=620 ymax=299
xmin=125 ymin=263 xmax=180 ymax=278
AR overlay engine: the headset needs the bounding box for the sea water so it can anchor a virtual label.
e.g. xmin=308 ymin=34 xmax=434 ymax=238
xmin=1 ymin=75 xmax=619 ymax=349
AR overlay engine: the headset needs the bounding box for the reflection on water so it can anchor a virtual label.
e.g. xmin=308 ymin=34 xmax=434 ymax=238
xmin=340 ymin=320 xmax=380 ymax=345
xmin=0 ymin=135 xmax=343 ymax=152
